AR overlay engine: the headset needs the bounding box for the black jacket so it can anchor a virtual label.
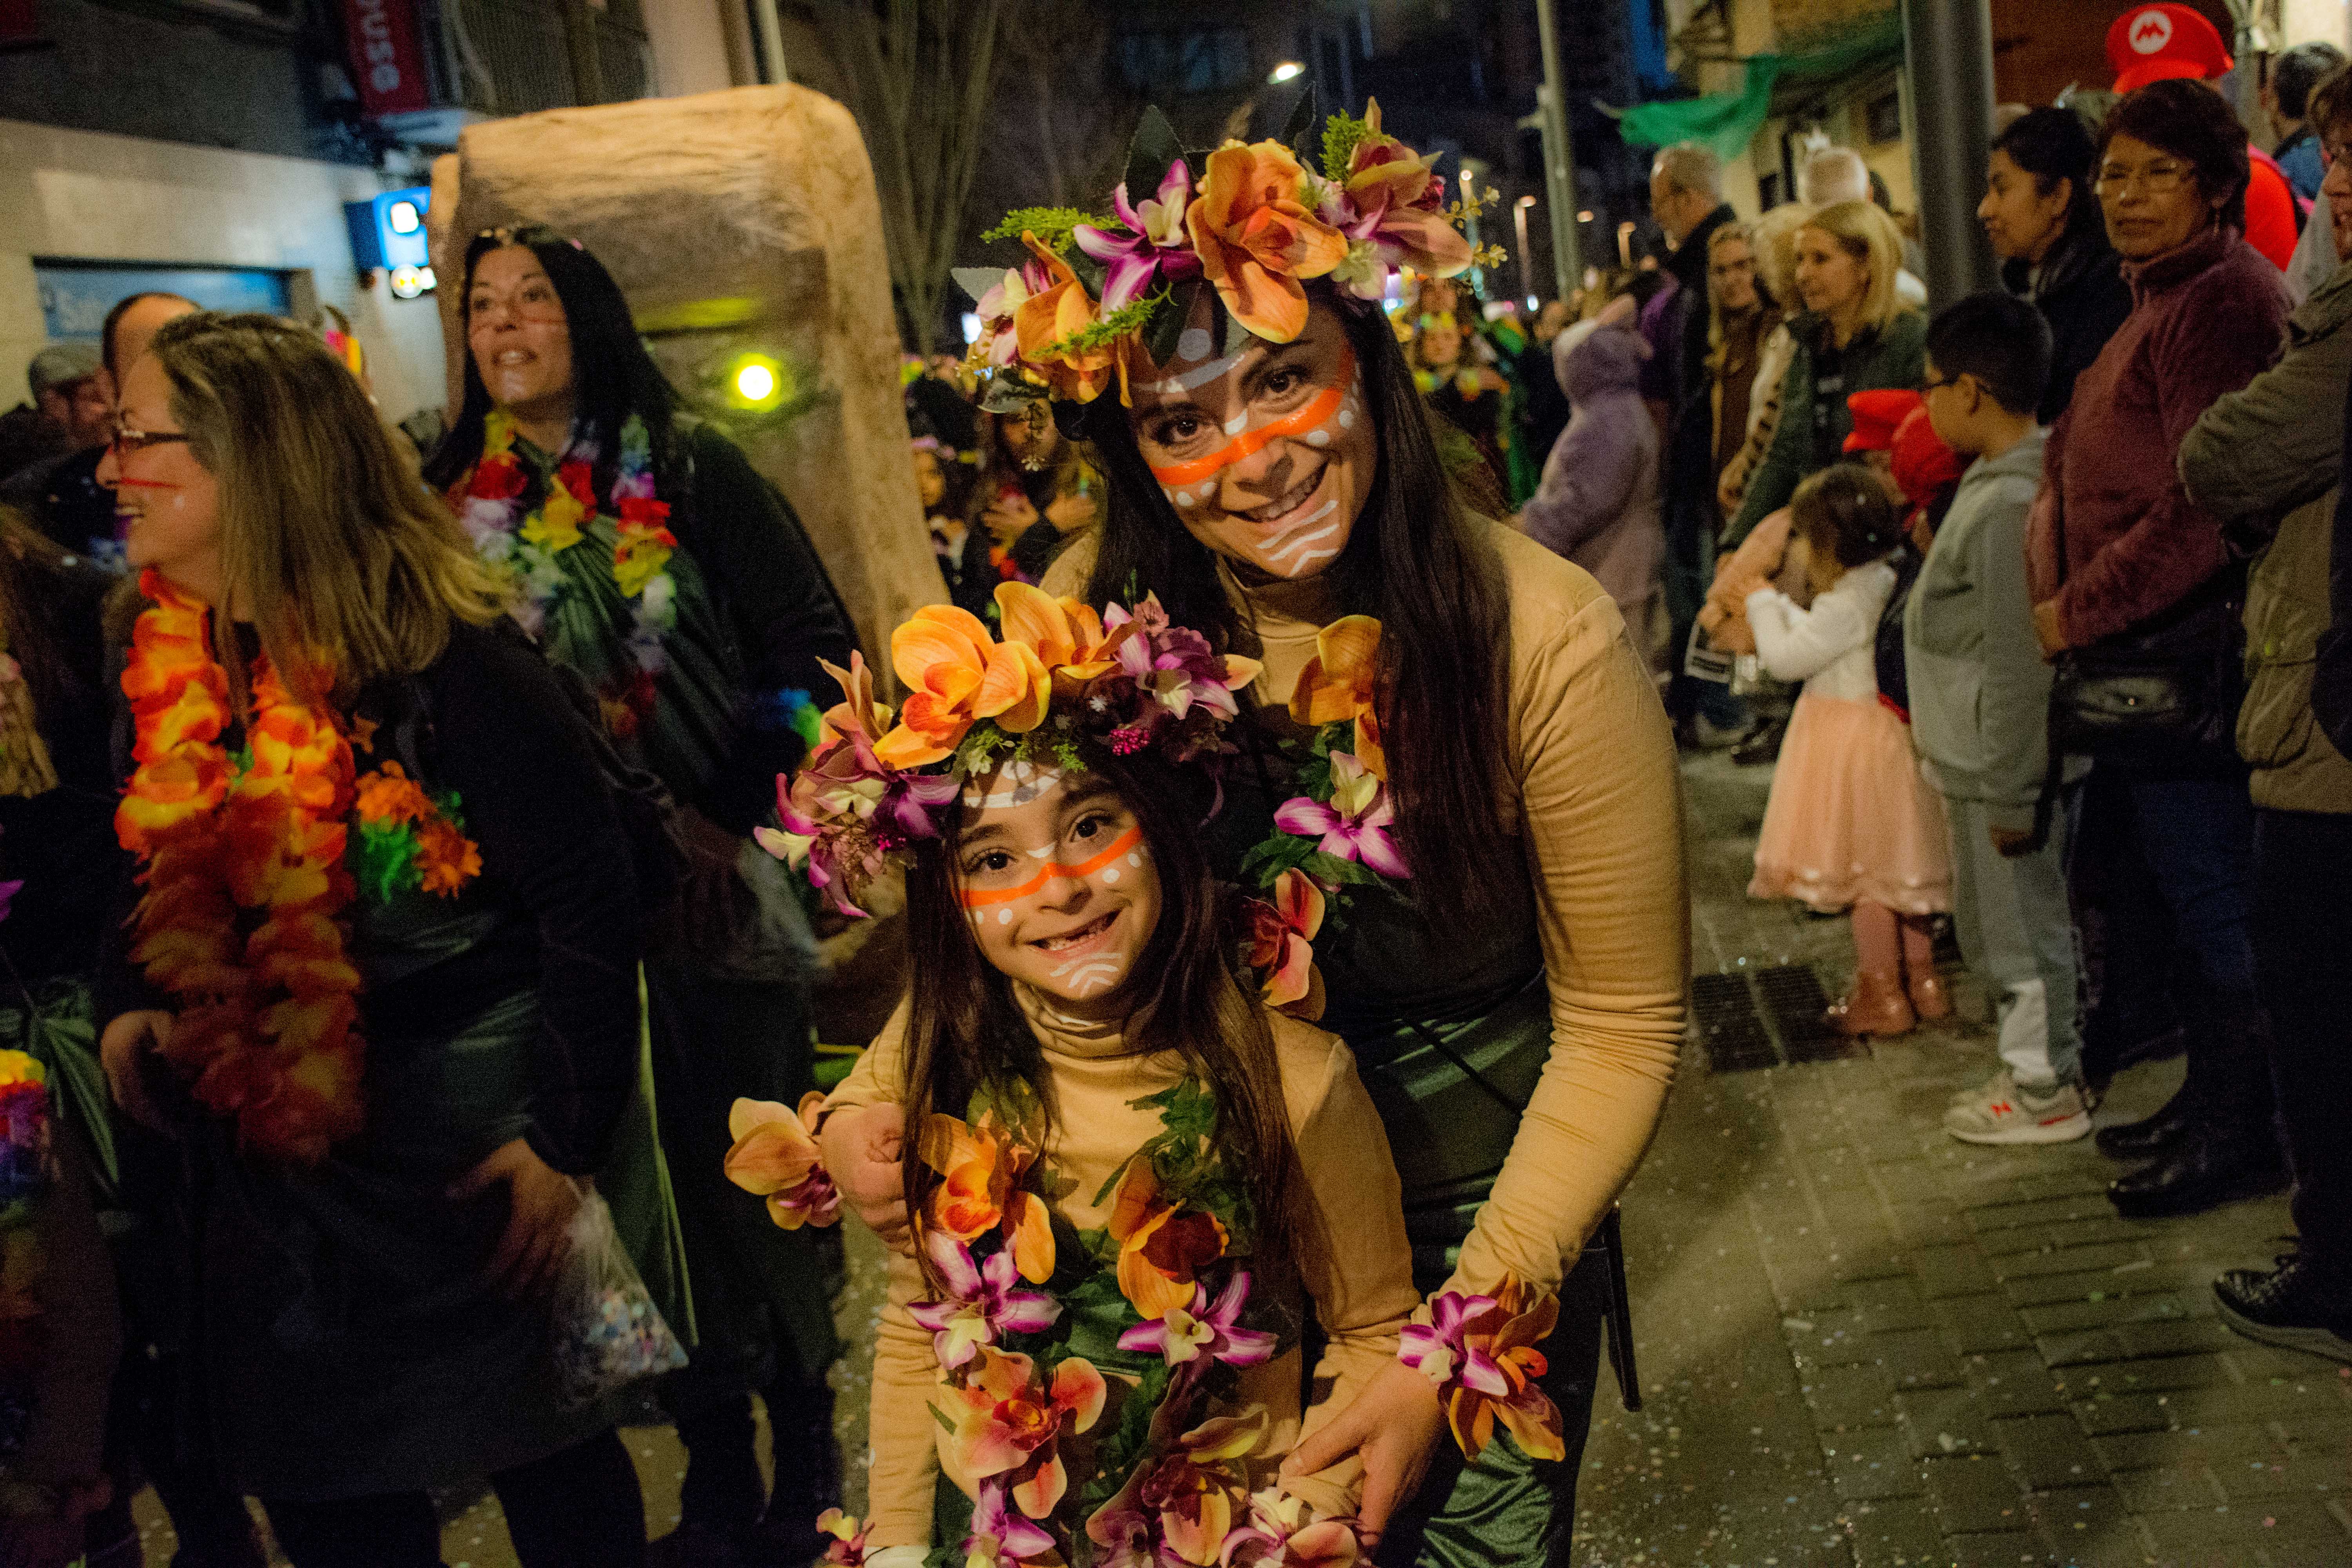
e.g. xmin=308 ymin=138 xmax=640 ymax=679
xmin=1 ymin=446 xmax=118 ymax=565
xmin=659 ymin=419 xmax=857 ymax=833
xmin=2003 ymin=227 xmax=2134 ymax=426
xmin=1657 ymin=204 xmax=1739 ymax=542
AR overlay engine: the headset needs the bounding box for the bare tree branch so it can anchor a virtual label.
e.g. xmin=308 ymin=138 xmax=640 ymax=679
xmin=815 ymin=0 xmax=1005 ymax=352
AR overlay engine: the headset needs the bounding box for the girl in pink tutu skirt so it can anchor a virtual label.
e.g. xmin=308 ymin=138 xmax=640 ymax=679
xmin=1735 ymin=464 xmax=1952 ymax=1036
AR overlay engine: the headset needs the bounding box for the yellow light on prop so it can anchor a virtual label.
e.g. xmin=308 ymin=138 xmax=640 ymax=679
xmin=729 ymin=352 xmax=787 ymax=408
xmin=1268 ymin=60 xmax=1304 ymax=83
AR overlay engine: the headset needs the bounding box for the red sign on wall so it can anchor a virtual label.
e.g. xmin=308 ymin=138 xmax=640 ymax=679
xmin=340 ymin=0 xmax=431 ymax=117
xmin=0 ymin=0 xmax=43 ymax=50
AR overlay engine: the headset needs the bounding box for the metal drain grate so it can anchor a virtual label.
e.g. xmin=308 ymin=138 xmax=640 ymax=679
xmin=1755 ymin=964 xmax=1864 ymax=1061
xmin=1693 ymin=972 xmax=1778 ymax=1072
xmin=1693 ymin=965 xmax=1870 ymax=1071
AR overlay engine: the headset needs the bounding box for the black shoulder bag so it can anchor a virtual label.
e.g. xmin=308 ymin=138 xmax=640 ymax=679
xmin=2046 ymin=490 xmax=2247 ymax=768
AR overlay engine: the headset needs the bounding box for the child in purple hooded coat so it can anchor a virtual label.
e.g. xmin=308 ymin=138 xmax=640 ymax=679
xmin=1518 ymin=296 xmax=1667 ymax=669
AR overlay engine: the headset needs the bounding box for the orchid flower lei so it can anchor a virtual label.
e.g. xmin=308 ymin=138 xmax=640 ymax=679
xmin=453 ymin=411 xmax=680 ymax=731
xmin=805 ymin=1078 xmax=1356 ymax=1568
xmin=752 ymin=581 xmax=1258 ymax=919
xmin=956 ymin=100 xmax=1500 ymax=418
xmin=1231 ymin=616 xmax=1410 ymax=1022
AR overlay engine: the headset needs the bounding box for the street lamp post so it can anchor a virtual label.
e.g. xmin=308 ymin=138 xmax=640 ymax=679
xmin=1532 ymin=0 xmax=1582 ymax=298
xmin=1902 ymin=0 xmax=1997 ymax=306
xmin=1514 ymin=195 xmax=1536 ymax=307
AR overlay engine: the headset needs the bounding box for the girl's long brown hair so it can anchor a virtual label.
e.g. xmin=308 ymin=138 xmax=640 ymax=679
xmin=898 ymin=746 xmax=1299 ymax=1284
xmin=0 ymin=510 xmax=72 ymax=718
xmin=1081 ymin=287 xmax=1518 ymax=930
xmin=146 ymin=312 xmax=505 ymax=708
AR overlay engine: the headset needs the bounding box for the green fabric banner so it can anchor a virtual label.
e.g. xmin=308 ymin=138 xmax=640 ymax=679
xmin=1616 ymin=56 xmax=1786 ymax=161
xmin=1611 ymin=14 xmax=1908 ymax=162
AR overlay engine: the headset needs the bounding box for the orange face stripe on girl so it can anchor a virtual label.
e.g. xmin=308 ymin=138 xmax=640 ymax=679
xmin=953 ymin=769 xmax=1161 ymax=1012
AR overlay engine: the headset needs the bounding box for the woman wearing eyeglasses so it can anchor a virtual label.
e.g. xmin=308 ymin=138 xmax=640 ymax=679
xmin=2025 ymin=78 xmax=2292 ymax=1222
xmin=94 ymin=312 xmax=661 ymax=1567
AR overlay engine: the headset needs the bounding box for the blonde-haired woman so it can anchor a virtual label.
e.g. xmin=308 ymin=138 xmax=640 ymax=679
xmin=1725 ymin=199 xmax=1925 ymax=547
xmin=94 ymin=312 xmax=665 ymax=1567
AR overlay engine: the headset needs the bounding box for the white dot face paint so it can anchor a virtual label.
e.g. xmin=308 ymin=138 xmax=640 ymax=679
xmin=951 ymin=767 xmax=1162 ymax=1016
xmin=1129 ymin=295 xmax=1381 ymax=583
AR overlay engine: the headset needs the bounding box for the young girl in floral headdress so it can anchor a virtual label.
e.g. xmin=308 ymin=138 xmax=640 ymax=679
xmin=724 ymin=582 xmax=1546 ymax=1568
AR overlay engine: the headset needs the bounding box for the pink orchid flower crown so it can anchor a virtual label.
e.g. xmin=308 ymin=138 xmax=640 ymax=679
xmin=755 ymin=581 xmax=1261 ymax=916
xmin=955 ymin=99 xmax=1499 ymax=414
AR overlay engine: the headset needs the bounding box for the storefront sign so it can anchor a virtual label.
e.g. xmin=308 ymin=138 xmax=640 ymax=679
xmin=340 ymin=0 xmax=431 ymax=118
xmin=36 ymin=264 xmax=292 ymax=342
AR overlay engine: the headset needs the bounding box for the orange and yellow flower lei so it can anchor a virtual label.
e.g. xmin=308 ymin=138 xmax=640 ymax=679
xmin=114 ymin=570 xmax=479 ymax=1163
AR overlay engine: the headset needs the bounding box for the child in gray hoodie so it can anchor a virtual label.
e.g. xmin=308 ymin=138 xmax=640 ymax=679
xmin=1907 ymin=294 xmax=2090 ymax=1145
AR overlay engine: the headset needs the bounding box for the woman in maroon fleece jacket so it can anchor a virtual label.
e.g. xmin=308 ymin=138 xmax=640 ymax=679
xmin=2027 ymin=78 xmax=2290 ymax=1222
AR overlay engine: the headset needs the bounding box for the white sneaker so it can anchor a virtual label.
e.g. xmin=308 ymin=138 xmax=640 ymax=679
xmin=1943 ymin=1072 xmax=2091 ymax=1145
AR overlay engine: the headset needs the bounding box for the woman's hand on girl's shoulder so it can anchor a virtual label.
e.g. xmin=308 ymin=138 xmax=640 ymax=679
xmin=817 ymin=1101 xmax=914 ymax=1254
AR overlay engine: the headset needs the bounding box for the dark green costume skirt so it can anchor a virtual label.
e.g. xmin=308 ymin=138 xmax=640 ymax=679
xmin=1342 ymin=975 xmax=1604 ymax=1568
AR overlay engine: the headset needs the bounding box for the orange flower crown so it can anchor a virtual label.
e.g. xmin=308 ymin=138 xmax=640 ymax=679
xmin=958 ymin=99 xmax=1502 ymax=411
xmin=757 ymin=582 xmax=1260 ymax=918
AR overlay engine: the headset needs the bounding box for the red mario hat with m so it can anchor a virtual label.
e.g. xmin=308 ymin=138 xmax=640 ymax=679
xmin=2107 ymin=4 xmax=2234 ymax=93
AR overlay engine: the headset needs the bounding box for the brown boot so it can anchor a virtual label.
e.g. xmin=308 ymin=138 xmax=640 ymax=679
xmin=1827 ymin=970 xmax=1916 ymax=1036
xmin=1907 ymin=969 xmax=1954 ymax=1022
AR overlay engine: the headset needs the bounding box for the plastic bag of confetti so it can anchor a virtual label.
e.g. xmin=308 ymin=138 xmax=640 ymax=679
xmin=548 ymin=1188 xmax=687 ymax=1408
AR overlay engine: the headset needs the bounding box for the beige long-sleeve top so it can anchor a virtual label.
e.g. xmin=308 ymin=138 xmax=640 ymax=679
xmin=833 ymin=990 xmax=1417 ymax=1552
xmin=1042 ymin=522 xmax=1690 ymax=1304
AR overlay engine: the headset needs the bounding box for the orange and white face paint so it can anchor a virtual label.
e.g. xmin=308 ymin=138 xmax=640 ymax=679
xmin=953 ymin=767 xmax=1161 ymax=1013
xmin=1128 ymin=296 xmax=1377 ymax=581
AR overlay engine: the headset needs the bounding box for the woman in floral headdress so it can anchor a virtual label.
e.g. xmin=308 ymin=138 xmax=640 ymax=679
xmin=94 ymin=313 xmax=660 ymax=1564
xmin=738 ymin=586 xmax=1430 ymax=1568
xmin=423 ymin=228 xmax=858 ymax=1559
xmin=821 ymin=103 xmax=1688 ymax=1566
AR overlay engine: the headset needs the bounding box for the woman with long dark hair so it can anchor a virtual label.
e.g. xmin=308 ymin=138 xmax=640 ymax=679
xmin=1980 ymin=106 xmax=2134 ymax=425
xmin=94 ymin=312 xmax=660 ymax=1566
xmin=820 ymin=112 xmax=1687 ymax=1564
xmin=423 ymin=227 xmax=856 ymax=1561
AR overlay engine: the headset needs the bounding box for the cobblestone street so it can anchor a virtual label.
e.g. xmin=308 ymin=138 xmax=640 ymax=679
xmin=1571 ymin=752 xmax=2351 ymax=1567
xmin=131 ymin=751 xmax=2349 ymax=1568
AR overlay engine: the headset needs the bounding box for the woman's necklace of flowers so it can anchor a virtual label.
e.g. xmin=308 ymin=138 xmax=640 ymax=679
xmin=457 ymin=411 xmax=680 ymax=711
xmin=114 ymin=571 xmax=479 ymax=1164
xmin=1237 ymin=614 xmax=1410 ymax=1020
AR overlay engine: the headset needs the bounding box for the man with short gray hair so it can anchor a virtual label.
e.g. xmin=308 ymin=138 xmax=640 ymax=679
xmin=1797 ymin=144 xmax=1872 ymax=207
xmin=1644 ymin=141 xmax=1750 ymax=744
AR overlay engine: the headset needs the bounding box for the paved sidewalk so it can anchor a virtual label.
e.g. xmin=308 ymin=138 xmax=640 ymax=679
xmin=1572 ymin=752 xmax=2350 ymax=1567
